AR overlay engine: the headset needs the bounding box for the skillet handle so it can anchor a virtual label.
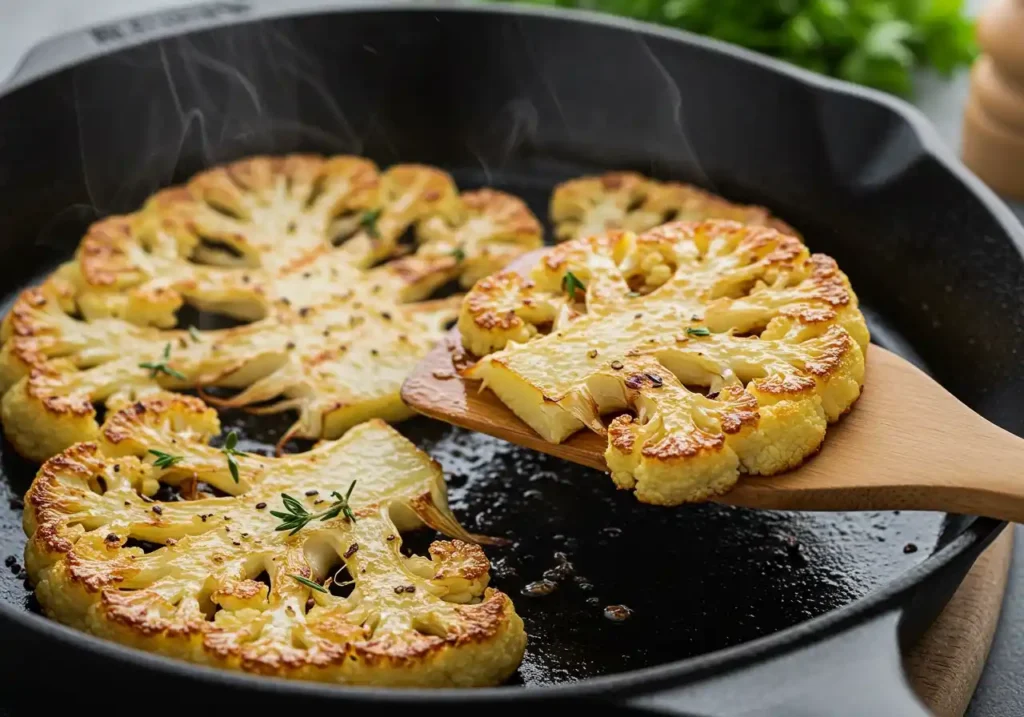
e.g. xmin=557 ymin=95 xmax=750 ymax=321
xmin=0 ymin=0 xmax=472 ymax=93
xmin=620 ymin=609 xmax=931 ymax=717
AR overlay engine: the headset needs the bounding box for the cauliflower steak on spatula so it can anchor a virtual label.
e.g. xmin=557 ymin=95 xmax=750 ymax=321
xmin=0 ymin=154 xmax=542 ymax=462
xmin=458 ymin=220 xmax=869 ymax=505
xmin=24 ymin=395 xmax=525 ymax=686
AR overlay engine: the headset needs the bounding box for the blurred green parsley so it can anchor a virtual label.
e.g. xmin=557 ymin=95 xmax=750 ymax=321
xmin=499 ymin=0 xmax=976 ymax=95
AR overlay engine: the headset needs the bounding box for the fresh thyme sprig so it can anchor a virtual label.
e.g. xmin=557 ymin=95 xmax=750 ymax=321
xmin=148 ymin=449 xmax=184 ymax=469
xmin=271 ymin=480 xmax=357 ymax=536
xmin=562 ymin=270 xmax=586 ymax=300
xmin=359 ymin=208 xmax=382 ymax=239
xmin=139 ymin=343 xmax=187 ymax=380
xmin=188 ymin=325 xmax=202 ymax=343
xmin=290 ymin=574 xmax=328 ymax=594
xmin=686 ymin=326 xmax=711 ymax=337
xmin=221 ymin=430 xmax=243 ymax=483
xmin=450 ymin=246 xmax=466 ymax=263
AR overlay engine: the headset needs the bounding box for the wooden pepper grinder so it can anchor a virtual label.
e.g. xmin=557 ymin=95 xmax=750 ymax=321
xmin=962 ymin=0 xmax=1024 ymax=200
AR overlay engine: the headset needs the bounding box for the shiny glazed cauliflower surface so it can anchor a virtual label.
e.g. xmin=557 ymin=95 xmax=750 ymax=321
xmin=24 ymin=395 xmax=525 ymax=686
xmin=459 ymin=220 xmax=869 ymax=505
xmin=0 ymin=155 xmax=542 ymax=462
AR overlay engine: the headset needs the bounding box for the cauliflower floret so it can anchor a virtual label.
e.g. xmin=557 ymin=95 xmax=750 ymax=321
xmin=459 ymin=220 xmax=868 ymax=505
xmin=23 ymin=398 xmax=525 ymax=687
xmin=550 ymin=171 xmax=795 ymax=244
xmin=417 ymin=188 xmax=543 ymax=288
xmin=0 ymin=154 xmax=542 ymax=462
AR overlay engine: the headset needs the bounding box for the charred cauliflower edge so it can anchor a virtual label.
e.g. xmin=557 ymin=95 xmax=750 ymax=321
xmin=5 ymin=154 xmax=539 ymax=687
xmin=550 ymin=170 xmax=796 ymax=243
xmin=24 ymin=395 xmax=525 ymax=686
xmin=0 ymin=154 xmax=542 ymax=462
xmin=459 ymin=219 xmax=869 ymax=506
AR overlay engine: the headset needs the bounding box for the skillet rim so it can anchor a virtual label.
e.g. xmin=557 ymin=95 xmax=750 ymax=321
xmin=0 ymin=0 xmax=1016 ymax=699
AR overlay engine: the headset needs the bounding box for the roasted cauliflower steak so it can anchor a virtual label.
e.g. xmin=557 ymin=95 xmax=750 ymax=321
xmin=0 ymin=155 xmax=542 ymax=462
xmin=551 ymin=171 xmax=795 ymax=243
xmin=459 ymin=220 xmax=869 ymax=505
xmin=24 ymin=394 xmax=525 ymax=686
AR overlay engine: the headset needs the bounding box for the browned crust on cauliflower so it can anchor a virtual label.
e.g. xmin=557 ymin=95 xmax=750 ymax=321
xmin=550 ymin=171 xmax=796 ymax=243
xmin=0 ymin=154 xmax=542 ymax=464
xmin=460 ymin=219 xmax=868 ymax=505
xmin=23 ymin=401 xmax=526 ymax=686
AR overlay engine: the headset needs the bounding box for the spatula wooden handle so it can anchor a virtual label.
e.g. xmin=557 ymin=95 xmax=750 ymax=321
xmin=721 ymin=345 xmax=1024 ymax=521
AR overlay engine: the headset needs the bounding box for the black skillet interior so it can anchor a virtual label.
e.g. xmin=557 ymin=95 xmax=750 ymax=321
xmin=0 ymin=4 xmax=1021 ymax=691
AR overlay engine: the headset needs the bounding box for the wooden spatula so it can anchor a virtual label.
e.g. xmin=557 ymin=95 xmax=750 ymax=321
xmin=401 ymin=263 xmax=1024 ymax=522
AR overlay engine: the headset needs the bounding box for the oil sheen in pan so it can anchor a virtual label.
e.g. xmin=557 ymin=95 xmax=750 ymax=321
xmin=0 ymin=174 xmax=944 ymax=686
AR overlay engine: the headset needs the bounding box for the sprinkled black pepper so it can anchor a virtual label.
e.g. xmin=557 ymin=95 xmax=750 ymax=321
xmin=904 ymin=543 xmax=918 ymax=554
xmin=386 ymin=534 xmax=396 ymax=541
xmin=105 ymin=533 xmax=119 ymax=542
xmin=394 ymin=586 xmax=405 ymax=594
xmin=404 ymin=585 xmax=415 ymax=593
xmin=645 ymin=373 xmax=664 ymax=387
xmin=152 ymin=505 xmax=163 ymax=515
xmin=371 ymin=349 xmax=379 ymax=356
xmin=305 ymin=489 xmax=319 ymax=497
xmin=610 ymin=360 xmax=624 ymax=370
xmin=344 ymin=543 xmax=359 ymax=559
xmin=286 ymin=342 xmax=296 ymax=350
xmin=587 ymin=349 xmax=598 ymax=359
xmin=256 ymin=502 xmax=267 ymax=510
xmin=634 ymin=313 xmax=642 ymax=319
xmin=381 ymin=311 xmax=391 ymax=321
xmin=298 ymin=307 xmax=310 ymax=318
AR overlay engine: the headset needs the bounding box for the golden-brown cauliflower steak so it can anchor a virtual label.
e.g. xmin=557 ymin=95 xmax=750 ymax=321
xmin=24 ymin=394 xmax=525 ymax=686
xmin=459 ymin=220 xmax=869 ymax=505
xmin=0 ymin=155 xmax=542 ymax=462
xmin=550 ymin=171 xmax=795 ymax=243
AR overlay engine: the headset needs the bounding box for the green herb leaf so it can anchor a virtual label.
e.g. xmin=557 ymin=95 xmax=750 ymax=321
xmin=487 ymin=0 xmax=976 ymax=95
xmin=686 ymin=326 xmax=712 ymax=337
xmin=272 ymin=481 xmax=357 ymax=535
xmin=359 ymin=208 xmax=382 ymax=239
xmin=188 ymin=326 xmax=202 ymax=343
xmin=221 ymin=430 xmax=243 ymax=483
xmin=148 ymin=449 xmax=184 ymax=469
xmin=450 ymin=246 xmax=466 ymax=263
xmin=138 ymin=344 xmax=188 ymax=383
xmin=562 ymin=270 xmax=586 ymax=300
xmin=290 ymin=574 xmax=328 ymax=594
xmin=139 ymin=343 xmax=188 ymax=381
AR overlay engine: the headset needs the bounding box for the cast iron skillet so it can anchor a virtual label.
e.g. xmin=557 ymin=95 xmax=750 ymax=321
xmin=0 ymin=2 xmax=1022 ymax=714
